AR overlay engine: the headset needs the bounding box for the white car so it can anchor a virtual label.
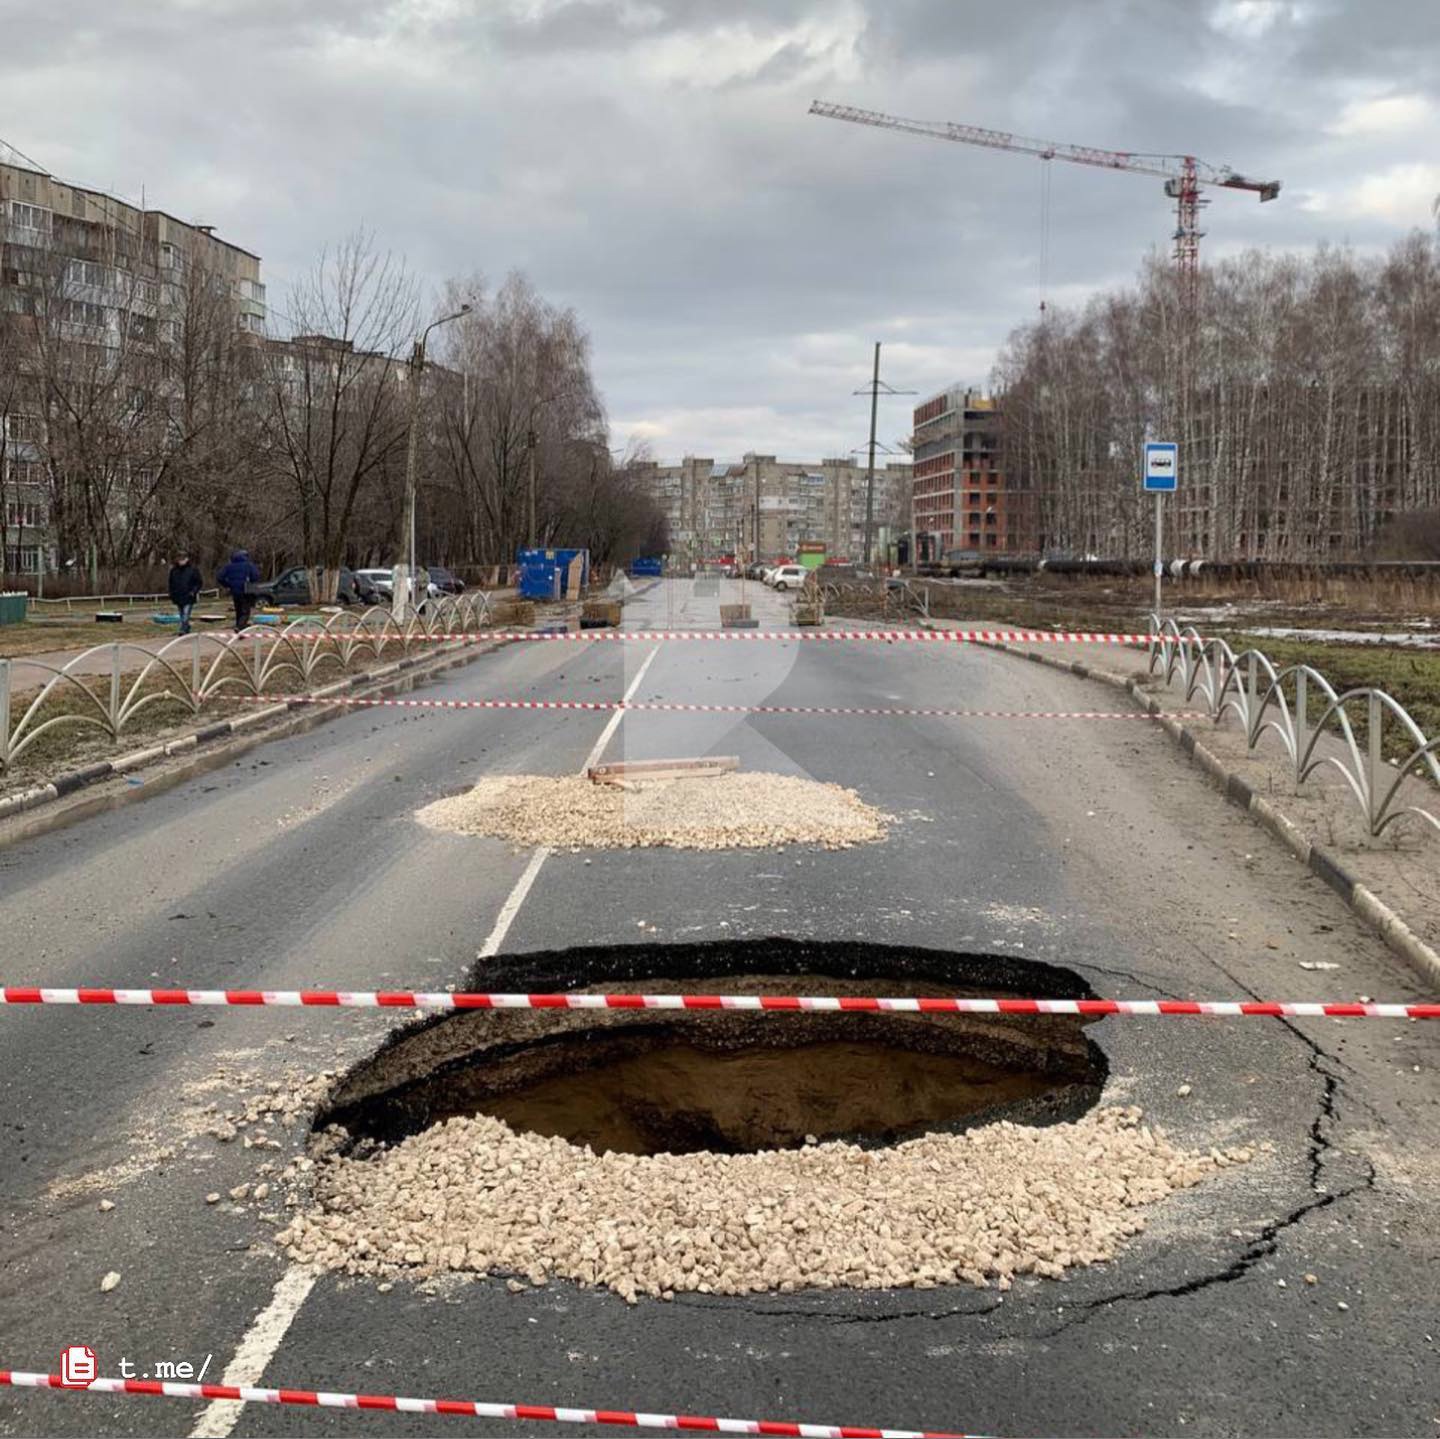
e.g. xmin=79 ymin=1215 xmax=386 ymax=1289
xmin=355 ymin=567 xmax=394 ymax=599
xmin=768 ymin=564 xmax=809 ymax=591
xmin=356 ymin=567 xmax=441 ymax=602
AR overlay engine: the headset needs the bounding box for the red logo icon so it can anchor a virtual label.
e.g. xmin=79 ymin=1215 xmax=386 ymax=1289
xmin=59 ymin=1345 xmax=97 ymax=1389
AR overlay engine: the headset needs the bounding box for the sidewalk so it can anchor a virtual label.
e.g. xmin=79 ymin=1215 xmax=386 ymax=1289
xmin=935 ymin=619 xmax=1440 ymax=973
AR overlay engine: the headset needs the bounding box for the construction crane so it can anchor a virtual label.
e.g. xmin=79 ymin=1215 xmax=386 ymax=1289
xmin=809 ymin=101 xmax=1280 ymax=309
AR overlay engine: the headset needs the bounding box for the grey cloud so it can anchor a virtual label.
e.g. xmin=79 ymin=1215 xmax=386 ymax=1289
xmin=3 ymin=0 xmax=1436 ymax=457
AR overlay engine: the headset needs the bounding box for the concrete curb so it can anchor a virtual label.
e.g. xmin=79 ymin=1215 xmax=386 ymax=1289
xmin=0 ymin=635 xmax=508 ymax=826
xmin=985 ymin=639 xmax=1440 ymax=988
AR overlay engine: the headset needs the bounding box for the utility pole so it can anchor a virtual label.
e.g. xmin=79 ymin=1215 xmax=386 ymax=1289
xmin=527 ymin=426 xmax=538 ymax=548
xmin=853 ymin=344 xmax=914 ymax=571
xmin=863 ymin=343 xmax=880 ymax=567
xmin=400 ymin=304 xmax=470 ymax=615
xmin=753 ymin=456 xmax=760 ymax=563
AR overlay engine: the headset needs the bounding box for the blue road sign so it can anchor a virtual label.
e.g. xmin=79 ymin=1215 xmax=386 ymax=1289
xmin=1144 ymin=442 xmax=1178 ymax=492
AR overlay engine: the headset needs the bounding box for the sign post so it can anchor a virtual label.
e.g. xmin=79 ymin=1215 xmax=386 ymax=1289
xmin=1143 ymin=441 xmax=1178 ymax=619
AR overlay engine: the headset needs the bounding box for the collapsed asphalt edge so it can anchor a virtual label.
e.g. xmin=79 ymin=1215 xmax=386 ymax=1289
xmin=0 ymin=634 xmax=511 ymax=826
xmin=984 ymin=639 xmax=1440 ymax=989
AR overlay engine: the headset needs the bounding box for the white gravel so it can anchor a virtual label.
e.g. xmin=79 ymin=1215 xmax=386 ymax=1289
xmin=277 ymin=1106 xmax=1252 ymax=1303
xmin=415 ymin=772 xmax=891 ymax=851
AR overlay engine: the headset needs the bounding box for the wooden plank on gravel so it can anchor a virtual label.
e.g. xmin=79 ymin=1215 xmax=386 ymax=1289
xmin=589 ymin=756 xmax=740 ymax=785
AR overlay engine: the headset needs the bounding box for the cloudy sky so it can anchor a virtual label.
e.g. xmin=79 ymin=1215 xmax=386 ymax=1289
xmin=4 ymin=0 xmax=1438 ymax=459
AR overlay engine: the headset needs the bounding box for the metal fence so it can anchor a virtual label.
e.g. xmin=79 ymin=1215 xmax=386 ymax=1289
xmin=26 ymin=590 xmax=224 ymax=612
xmin=1147 ymin=616 xmax=1440 ymax=838
xmin=0 ymin=593 xmax=495 ymax=773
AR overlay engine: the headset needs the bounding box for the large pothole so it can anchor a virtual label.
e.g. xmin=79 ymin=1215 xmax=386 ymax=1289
xmin=281 ymin=940 xmax=1254 ymax=1301
xmin=318 ymin=940 xmax=1105 ymax=1152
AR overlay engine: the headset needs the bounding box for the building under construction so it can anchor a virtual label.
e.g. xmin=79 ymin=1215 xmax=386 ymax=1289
xmin=911 ymin=387 xmax=1033 ymax=560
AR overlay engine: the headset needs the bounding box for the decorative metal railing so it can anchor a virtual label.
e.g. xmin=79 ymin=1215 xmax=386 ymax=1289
xmin=1147 ymin=616 xmax=1440 ymax=838
xmin=0 ymin=594 xmax=494 ymax=773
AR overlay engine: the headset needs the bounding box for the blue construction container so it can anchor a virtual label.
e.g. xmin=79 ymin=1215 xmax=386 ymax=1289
xmin=630 ymin=556 xmax=663 ymax=578
xmin=516 ymin=548 xmax=590 ymax=600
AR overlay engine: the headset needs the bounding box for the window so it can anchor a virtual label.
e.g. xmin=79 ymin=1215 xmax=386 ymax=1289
xmin=65 ymin=258 xmax=105 ymax=288
xmin=10 ymin=201 xmax=50 ymax=232
xmin=4 ymin=545 xmax=44 ymax=573
xmin=5 ymin=416 xmax=40 ymax=443
xmin=3 ymin=499 xmax=44 ymax=528
xmin=64 ymin=299 xmax=107 ymax=329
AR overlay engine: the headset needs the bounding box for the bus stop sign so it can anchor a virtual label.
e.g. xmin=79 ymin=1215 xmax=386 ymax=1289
xmin=1144 ymin=442 xmax=1178 ymax=492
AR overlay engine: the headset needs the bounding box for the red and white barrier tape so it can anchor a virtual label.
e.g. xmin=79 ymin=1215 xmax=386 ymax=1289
xmin=393 ymin=629 xmax=1166 ymax=645
xmin=0 ymin=1370 xmax=968 ymax=1438
xmin=1 ymin=988 xmax=1434 ymax=1018
xmin=239 ymin=694 xmax=1199 ymax=722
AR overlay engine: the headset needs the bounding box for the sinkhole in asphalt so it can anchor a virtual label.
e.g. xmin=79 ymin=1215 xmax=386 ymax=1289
xmin=318 ymin=939 xmax=1107 ymax=1157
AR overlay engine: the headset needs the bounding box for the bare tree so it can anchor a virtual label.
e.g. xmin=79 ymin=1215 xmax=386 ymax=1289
xmin=255 ymin=230 xmax=417 ymax=595
xmin=995 ymin=232 xmax=1440 ymax=561
xmin=435 ymin=272 xmax=605 ymax=563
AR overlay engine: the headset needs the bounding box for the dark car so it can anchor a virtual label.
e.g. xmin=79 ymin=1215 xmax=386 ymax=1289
xmin=425 ymin=564 xmax=465 ymax=595
xmin=251 ymin=566 xmax=383 ymax=608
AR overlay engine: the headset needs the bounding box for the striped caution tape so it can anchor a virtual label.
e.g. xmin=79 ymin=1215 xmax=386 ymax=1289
xmin=0 ymin=1370 xmax=971 ymax=1437
xmin=236 ymin=694 xmax=1202 ymax=722
xmin=1 ymin=988 xmax=1435 ymax=1018
xmin=393 ymin=629 xmax=1169 ymax=645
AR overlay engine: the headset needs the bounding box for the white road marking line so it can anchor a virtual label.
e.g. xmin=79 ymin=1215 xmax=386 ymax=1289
xmin=477 ymin=844 xmax=552 ymax=959
xmin=582 ymin=644 xmax=661 ymax=771
xmin=189 ymin=1266 xmax=316 ymax=1438
xmin=479 ymin=643 xmax=659 ymax=960
xmin=190 ymin=645 xmax=662 ymax=1438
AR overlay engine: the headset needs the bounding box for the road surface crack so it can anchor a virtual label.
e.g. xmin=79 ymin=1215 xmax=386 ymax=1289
xmin=1034 ymin=991 xmax=1377 ymax=1339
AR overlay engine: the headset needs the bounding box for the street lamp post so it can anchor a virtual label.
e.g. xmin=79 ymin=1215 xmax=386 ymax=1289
xmin=399 ymin=304 xmax=470 ymax=614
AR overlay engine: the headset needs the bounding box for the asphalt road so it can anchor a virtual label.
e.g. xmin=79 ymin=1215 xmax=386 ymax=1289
xmin=2 ymin=577 xmax=1438 ymax=1439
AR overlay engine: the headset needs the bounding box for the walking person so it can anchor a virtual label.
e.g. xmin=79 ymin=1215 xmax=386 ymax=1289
xmin=167 ymin=553 xmax=203 ymax=635
xmin=216 ymin=548 xmax=260 ymax=631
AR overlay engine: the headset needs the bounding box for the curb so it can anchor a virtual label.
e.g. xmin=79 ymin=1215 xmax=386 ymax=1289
xmin=0 ymin=635 xmax=509 ymax=827
xmin=984 ymin=638 xmax=1440 ymax=988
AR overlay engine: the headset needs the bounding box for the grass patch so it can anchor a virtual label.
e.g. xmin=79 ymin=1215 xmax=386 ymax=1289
xmin=1217 ymin=634 xmax=1440 ymax=744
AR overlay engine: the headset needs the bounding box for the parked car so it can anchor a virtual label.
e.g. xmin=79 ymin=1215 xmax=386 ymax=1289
xmin=250 ymin=566 xmax=382 ymax=608
xmin=426 ymin=564 xmax=465 ymax=595
xmin=356 ymin=566 xmax=443 ymax=604
xmin=768 ymin=564 xmax=809 ymax=591
xmin=355 ymin=567 xmax=394 ymax=599
xmin=744 ymin=562 xmax=768 ymax=581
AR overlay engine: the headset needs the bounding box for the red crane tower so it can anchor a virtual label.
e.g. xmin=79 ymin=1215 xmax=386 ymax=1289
xmin=809 ymin=101 xmax=1281 ymax=310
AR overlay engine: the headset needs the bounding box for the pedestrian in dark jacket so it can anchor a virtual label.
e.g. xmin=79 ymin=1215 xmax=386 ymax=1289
xmin=167 ymin=555 xmax=203 ymax=635
xmin=216 ymin=549 xmax=260 ymax=631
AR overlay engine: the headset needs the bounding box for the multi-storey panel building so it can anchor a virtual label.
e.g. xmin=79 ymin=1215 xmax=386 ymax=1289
xmin=911 ymin=386 xmax=1032 ymax=559
xmin=635 ymin=453 xmax=912 ymax=564
xmin=0 ymin=154 xmax=264 ymax=578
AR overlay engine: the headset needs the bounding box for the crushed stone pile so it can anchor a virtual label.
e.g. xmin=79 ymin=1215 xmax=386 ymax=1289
xmin=276 ymin=1106 xmax=1252 ymax=1303
xmin=415 ymin=772 xmax=890 ymax=850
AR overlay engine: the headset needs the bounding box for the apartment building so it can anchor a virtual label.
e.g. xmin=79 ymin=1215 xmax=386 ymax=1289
xmin=635 ymin=453 xmax=912 ymax=564
xmin=0 ymin=153 xmax=265 ymax=577
xmin=911 ymin=386 xmax=1032 ymax=559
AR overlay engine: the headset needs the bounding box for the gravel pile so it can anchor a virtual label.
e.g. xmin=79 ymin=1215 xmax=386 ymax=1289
xmin=277 ymin=1106 xmax=1252 ymax=1302
xmin=415 ymin=773 xmax=890 ymax=850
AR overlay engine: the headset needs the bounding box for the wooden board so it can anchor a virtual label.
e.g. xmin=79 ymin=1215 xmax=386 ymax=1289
xmin=589 ymin=756 xmax=740 ymax=786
